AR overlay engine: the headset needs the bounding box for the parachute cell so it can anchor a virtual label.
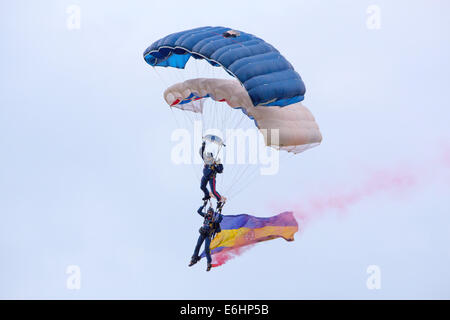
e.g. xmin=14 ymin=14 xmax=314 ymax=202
xmin=164 ymin=78 xmax=322 ymax=153
xmin=143 ymin=26 xmax=306 ymax=107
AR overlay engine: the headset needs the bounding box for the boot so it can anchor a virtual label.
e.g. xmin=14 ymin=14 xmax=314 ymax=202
xmin=189 ymin=257 xmax=199 ymax=267
xmin=206 ymin=263 xmax=212 ymax=271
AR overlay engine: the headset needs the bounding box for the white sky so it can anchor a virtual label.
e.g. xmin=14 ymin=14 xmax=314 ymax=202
xmin=1 ymin=0 xmax=449 ymax=299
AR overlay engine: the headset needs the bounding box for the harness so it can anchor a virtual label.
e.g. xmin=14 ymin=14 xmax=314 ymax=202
xmin=204 ymin=164 xmax=218 ymax=179
xmin=201 ymin=201 xmax=222 ymax=239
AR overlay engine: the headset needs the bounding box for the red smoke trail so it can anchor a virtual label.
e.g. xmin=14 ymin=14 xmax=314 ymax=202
xmin=211 ymin=246 xmax=251 ymax=268
xmin=292 ymin=167 xmax=418 ymax=228
xmin=212 ymin=169 xmax=421 ymax=267
xmin=212 ymin=147 xmax=450 ymax=267
xmin=289 ymin=147 xmax=450 ymax=229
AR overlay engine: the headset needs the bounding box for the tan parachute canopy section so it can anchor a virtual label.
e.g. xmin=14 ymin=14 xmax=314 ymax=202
xmin=163 ymin=78 xmax=322 ymax=154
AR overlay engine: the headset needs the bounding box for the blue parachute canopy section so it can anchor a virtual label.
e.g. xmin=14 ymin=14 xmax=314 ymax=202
xmin=143 ymin=26 xmax=306 ymax=107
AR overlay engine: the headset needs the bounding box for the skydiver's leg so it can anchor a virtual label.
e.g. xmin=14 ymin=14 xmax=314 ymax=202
xmin=192 ymin=233 xmax=206 ymax=262
xmin=208 ymin=176 xmax=221 ymax=202
xmin=204 ymin=235 xmax=212 ymax=264
xmin=200 ymin=176 xmax=210 ymax=200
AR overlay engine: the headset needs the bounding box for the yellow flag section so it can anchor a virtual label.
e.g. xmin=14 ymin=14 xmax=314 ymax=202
xmin=201 ymin=211 xmax=298 ymax=260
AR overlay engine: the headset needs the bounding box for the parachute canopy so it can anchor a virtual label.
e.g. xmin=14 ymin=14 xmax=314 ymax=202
xmin=199 ymin=134 xmax=224 ymax=165
xmin=164 ymin=78 xmax=322 ymax=154
xmin=203 ymin=134 xmax=225 ymax=146
xmin=143 ymin=26 xmax=306 ymax=107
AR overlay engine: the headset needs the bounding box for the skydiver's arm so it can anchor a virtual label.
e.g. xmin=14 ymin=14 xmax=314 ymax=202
xmin=197 ymin=201 xmax=207 ymax=217
xmin=201 ymin=141 xmax=206 ymax=160
xmin=197 ymin=207 xmax=205 ymax=217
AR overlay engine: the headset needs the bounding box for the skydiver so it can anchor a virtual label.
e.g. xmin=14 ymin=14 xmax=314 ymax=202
xmin=188 ymin=200 xmax=223 ymax=271
xmin=200 ymin=141 xmax=225 ymax=207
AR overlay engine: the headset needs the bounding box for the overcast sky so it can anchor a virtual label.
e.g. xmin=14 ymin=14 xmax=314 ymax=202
xmin=1 ymin=0 xmax=449 ymax=299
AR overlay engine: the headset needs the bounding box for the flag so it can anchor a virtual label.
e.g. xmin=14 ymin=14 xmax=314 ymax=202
xmin=201 ymin=211 xmax=298 ymax=261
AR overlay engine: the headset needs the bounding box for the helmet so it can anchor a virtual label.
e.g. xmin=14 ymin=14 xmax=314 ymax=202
xmin=203 ymin=152 xmax=215 ymax=165
xmin=207 ymin=207 xmax=214 ymax=214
